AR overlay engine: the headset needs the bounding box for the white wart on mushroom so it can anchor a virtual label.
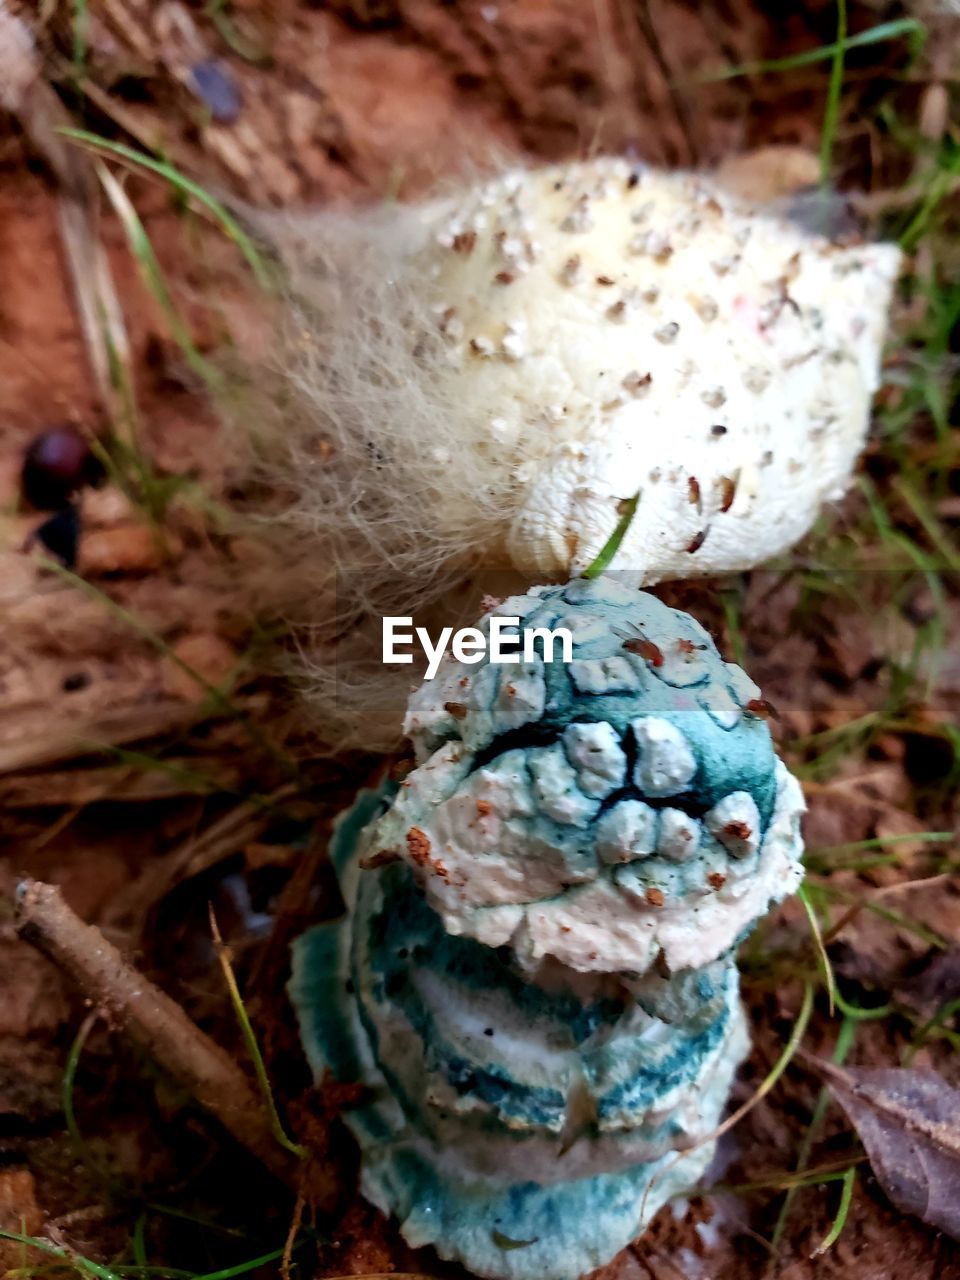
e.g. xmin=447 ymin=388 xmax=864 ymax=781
xmin=369 ymin=577 xmax=805 ymax=975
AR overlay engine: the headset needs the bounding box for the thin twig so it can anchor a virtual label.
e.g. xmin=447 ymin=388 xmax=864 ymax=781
xmin=14 ymin=878 xmax=302 ymax=1188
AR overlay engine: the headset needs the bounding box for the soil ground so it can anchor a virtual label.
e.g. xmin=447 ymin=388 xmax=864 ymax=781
xmin=0 ymin=3 xmax=959 ymax=1280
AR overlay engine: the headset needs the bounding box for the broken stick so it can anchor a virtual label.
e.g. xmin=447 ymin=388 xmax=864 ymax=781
xmin=15 ymin=877 xmax=302 ymax=1189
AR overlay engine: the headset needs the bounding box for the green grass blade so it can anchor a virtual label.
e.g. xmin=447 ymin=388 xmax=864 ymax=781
xmin=771 ymin=1017 xmax=857 ymax=1249
xmin=131 ymin=1214 xmax=149 ymax=1273
xmin=813 ymin=1165 xmax=856 ymax=1254
xmin=110 ymin=1269 xmax=192 ymax=1278
xmin=833 ymin=992 xmax=892 ymax=1021
xmin=813 ymin=883 xmax=947 ymax=950
xmin=720 ymin=589 xmax=747 ymax=669
xmin=59 ymin=130 xmax=273 ymax=289
xmin=727 ymin=1160 xmax=864 ymax=1195
xmin=907 ymin=996 xmax=960 ymax=1062
xmin=899 ymin=153 xmax=960 ymax=251
xmin=803 ymin=831 xmax=953 ymax=872
xmin=813 ymin=833 xmax=955 ymax=855
xmin=0 ymin=1231 xmax=123 ymax=1280
xmin=582 ymin=491 xmax=639 ymax=579
xmin=192 ymin=1248 xmax=287 ymax=1280
xmin=205 ymin=0 xmax=270 ymax=64
xmin=97 ymin=165 xmax=224 ymax=391
xmin=820 ymin=0 xmax=848 ymax=183
xmin=695 ymin=18 xmax=923 ymax=82
xmin=72 ymin=0 xmax=89 ymax=80
xmin=0 ymin=1233 xmax=289 ymax=1280
xmin=63 ymin=1012 xmax=98 ymax=1158
xmin=735 ymin=982 xmax=815 ymax=1122
xmin=209 ymin=908 xmax=307 ymax=1161
xmin=893 ymin=475 xmax=960 ymax=573
xmin=798 ymin=882 xmax=836 ymax=1015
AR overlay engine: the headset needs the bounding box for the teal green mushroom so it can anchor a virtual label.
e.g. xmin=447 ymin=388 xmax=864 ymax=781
xmin=290 ymin=578 xmax=804 ymax=1279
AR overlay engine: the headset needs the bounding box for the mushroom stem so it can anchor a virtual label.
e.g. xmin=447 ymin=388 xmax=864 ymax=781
xmin=15 ymin=877 xmax=301 ymax=1189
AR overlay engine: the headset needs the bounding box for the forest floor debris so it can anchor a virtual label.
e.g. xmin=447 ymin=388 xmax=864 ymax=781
xmin=0 ymin=2 xmax=958 ymax=1278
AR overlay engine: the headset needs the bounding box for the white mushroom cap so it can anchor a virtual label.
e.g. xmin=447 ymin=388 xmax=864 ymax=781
xmin=247 ymin=156 xmax=901 ymax=749
xmin=423 ymin=157 xmax=901 ymax=579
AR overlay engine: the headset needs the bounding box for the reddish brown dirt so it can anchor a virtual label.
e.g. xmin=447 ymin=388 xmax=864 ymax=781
xmin=18 ymin=0 xmax=922 ymax=204
xmin=0 ymin=3 xmax=958 ymax=1280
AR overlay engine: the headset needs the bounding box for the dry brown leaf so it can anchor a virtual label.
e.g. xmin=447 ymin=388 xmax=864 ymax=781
xmin=815 ymin=1057 xmax=960 ymax=1241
